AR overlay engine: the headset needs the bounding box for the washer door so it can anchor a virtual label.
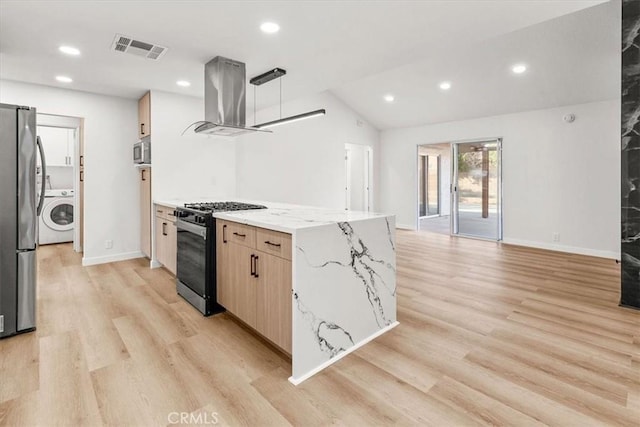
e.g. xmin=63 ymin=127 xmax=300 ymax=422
xmin=42 ymin=198 xmax=74 ymax=231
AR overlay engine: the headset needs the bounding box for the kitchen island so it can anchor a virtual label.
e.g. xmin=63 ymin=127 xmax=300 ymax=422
xmin=155 ymin=199 xmax=398 ymax=384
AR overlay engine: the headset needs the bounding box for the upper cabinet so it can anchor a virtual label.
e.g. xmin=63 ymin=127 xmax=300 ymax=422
xmin=138 ymin=92 xmax=151 ymax=139
xmin=37 ymin=126 xmax=75 ymax=167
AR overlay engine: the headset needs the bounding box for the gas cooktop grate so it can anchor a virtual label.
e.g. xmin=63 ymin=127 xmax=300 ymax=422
xmin=182 ymin=201 xmax=267 ymax=213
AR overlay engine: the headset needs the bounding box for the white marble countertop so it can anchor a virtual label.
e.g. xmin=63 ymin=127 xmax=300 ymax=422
xmin=153 ymin=198 xmax=393 ymax=233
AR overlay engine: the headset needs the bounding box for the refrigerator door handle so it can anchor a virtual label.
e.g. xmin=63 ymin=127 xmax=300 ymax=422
xmin=36 ymin=135 xmax=46 ymax=216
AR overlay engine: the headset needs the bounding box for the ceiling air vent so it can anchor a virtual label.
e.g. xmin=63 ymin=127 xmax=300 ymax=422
xmin=111 ymin=34 xmax=167 ymax=60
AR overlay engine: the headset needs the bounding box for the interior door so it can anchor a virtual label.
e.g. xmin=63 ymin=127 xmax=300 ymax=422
xmin=452 ymin=139 xmax=502 ymax=240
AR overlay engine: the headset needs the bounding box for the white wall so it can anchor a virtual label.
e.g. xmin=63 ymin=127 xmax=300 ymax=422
xmin=381 ymin=99 xmax=620 ymax=259
xmin=0 ymin=80 xmax=140 ymax=264
xmin=150 ymin=90 xmax=236 ymax=201
xmin=235 ymin=91 xmax=380 ymax=210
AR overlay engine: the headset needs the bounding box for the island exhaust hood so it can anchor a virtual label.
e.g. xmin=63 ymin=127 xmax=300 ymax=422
xmin=193 ymin=56 xmax=268 ymax=137
xmin=190 ymin=56 xmax=326 ymax=137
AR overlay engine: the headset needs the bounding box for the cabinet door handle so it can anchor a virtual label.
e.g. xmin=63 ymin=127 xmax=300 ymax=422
xmin=264 ymin=240 xmax=281 ymax=248
xmin=80 ymin=155 xmax=84 ymax=167
xmin=222 ymin=224 xmax=227 ymax=243
xmin=250 ymin=254 xmax=255 ymax=277
xmin=254 ymin=255 xmax=259 ymax=278
xmin=141 ymin=123 xmax=145 ymax=135
xmin=80 ymin=170 xmax=84 ymax=182
xmin=141 ymin=169 xmax=146 ymax=181
xmin=162 ymin=222 xmax=167 ymax=236
xmin=233 ymin=232 xmax=246 ymax=238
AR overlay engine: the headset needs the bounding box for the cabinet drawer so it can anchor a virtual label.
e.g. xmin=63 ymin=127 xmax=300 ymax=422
xmin=221 ymin=220 xmax=256 ymax=248
xmin=155 ymin=204 xmax=176 ymax=222
xmin=256 ymin=228 xmax=292 ymax=260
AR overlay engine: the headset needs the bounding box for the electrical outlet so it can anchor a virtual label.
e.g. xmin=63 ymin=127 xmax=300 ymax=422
xmin=552 ymin=232 xmax=560 ymax=242
xmin=105 ymin=240 xmax=113 ymax=249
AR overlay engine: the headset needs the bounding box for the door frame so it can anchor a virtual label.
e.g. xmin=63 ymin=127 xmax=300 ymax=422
xmin=417 ymin=153 xmax=442 ymax=219
xmin=344 ymin=147 xmax=351 ymax=210
xmin=36 ymin=113 xmax=84 ymax=252
xmin=415 ymin=137 xmax=503 ymax=241
xmin=450 ymin=137 xmax=503 ymax=241
xmin=344 ymin=143 xmax=373 ymax=212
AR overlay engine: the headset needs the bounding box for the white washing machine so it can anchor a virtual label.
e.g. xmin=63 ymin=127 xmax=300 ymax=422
xmin=39 ymin=189 xmax=74 ymax=245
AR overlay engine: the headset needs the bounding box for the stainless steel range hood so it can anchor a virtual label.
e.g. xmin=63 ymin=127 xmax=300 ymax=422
xmin=194 ymin=56 xmax=268 ymax=137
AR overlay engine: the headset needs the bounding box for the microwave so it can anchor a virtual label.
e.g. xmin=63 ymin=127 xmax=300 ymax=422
xmin=133 ymin=137 xmax=151 ymax=164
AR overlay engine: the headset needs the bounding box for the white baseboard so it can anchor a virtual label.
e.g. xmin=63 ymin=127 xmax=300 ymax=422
xmin=288 ymin=321 xmax=400 ymax=386
xmin=502 ymin=238 xmax=619 ymax=260
xmin=150 ymin=259 xmax=162 ymax=269
xmin=82 ymin=251 xmax=144 ymax=266
xmin=396 ymin=223 xmax=416 ymax=230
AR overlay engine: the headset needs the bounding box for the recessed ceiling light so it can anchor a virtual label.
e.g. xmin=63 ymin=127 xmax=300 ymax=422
xmin=176 ymin=80 xmax=191 ymax=87
xmin=260 ymin=22 xmax=280 ymax=34
xmin=55 ymin=75 xmax=73 ymax=83
xmin=439 ymin=81 xmax=452 ymax=90
xmin=384 ymin=94 xmax=395 ymax=102
xmin=59 ymin=45 xmax=80 ymax=56
xmin=512 ymin=64 xmax=527 ymax=74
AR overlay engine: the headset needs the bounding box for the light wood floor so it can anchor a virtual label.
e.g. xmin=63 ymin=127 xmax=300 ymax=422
xmin=1 ymin=231 xmax=638 ymax=426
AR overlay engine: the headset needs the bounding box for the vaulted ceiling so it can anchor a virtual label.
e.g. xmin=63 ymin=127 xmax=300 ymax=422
xmin=0 ymin=0 xmax=615 ymax=129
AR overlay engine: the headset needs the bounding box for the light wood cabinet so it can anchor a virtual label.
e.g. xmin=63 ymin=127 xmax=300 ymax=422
xmin=140 ymin=167 xmax=151 ymax=258
xmin=256 ymin=228 xmax=292 ymax=261
xmin=228 ymin=242 xmax=257 ymax=328
xmin=216 ymin=221 xmax=231 ymax=309
xmin=155 ymin=204 xmax=176 ymax=275
xmin=256 ymin=252 xmax=292 ymax=353
xmin=216 ymin=219 xmax=292 ymax=353
xmin=138 ymin=92 xmax=151 ymax=139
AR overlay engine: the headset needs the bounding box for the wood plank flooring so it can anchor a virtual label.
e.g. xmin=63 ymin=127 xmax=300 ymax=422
xmin=1 ymin=231 xmax=638 ymax=426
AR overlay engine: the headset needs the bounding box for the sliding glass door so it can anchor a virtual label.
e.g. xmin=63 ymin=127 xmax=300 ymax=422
xmin=451 ymin=139 xmax=502 ymax=240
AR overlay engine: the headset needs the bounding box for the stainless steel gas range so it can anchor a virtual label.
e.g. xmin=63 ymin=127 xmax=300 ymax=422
xmin=175 ymin=201 xmax=267 ymax=315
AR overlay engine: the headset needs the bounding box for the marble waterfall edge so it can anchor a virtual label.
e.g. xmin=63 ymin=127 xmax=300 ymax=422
xmin=621 ymin=0 xmax=640 ymax=308
xmin=290 ymin=216 xmax=398 ymax=383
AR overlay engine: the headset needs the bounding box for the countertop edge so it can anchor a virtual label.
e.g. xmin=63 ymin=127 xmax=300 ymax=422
xmin=212 ymin=212 xmax=396 ymax=234
xmin=153 ymin=199 xmax=395 ymax=233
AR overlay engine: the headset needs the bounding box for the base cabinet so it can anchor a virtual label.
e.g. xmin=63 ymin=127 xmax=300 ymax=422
xmin=228 ymin=242 xmax=257 ymax=328
xmin=155 ymin=204 xmax=176 ymax=275
xmin=256 ymin=252 xmax=292 ymax=353
xmin=216 ymin=220 xmax=292 ymax=353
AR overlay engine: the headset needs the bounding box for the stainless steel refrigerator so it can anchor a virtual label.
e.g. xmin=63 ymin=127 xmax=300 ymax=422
xmin=0 ymin=103 xmax=46 ymax=339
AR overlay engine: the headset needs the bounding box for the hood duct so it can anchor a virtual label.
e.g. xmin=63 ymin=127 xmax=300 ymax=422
xmin=193 ymin=56 xmax=268 ymax=137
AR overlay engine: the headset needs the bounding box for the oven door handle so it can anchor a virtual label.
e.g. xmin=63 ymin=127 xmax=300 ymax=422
xmin=176 ymin=219 xmax=207 ymax=239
